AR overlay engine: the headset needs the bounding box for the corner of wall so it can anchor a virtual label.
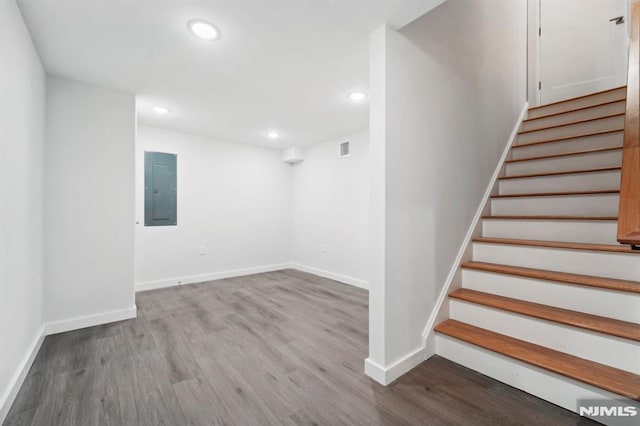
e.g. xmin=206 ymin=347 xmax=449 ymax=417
xmin=364 ymin=345 xmax=428 ymax=385
xmin=366 ymin=20 xmax=390 ymax=380
xmin=289 ymin=263 xmax=369 ymax=290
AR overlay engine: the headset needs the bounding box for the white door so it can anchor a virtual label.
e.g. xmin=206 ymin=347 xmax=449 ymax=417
xmin=540 ymin=0 xmax=628 ymax=104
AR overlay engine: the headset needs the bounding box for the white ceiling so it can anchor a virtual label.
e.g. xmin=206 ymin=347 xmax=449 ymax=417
xmin=18 ymin=0 xmax=443 ymax=148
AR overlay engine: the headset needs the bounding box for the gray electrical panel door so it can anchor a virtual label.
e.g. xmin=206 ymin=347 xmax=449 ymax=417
xmin=145 ymin=151 xmax=177 ymax=226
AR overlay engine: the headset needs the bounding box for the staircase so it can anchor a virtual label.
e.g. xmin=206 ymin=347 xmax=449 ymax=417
xmin=434 ymin=86 xmax=640 ymax=413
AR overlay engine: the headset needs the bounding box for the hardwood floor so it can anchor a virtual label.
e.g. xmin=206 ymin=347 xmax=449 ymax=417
xmin=4 ymin=270 xmax=594 ymax=425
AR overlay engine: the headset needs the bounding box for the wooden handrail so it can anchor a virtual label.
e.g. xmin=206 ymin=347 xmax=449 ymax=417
xmin=618 ymin=1 xmax=640 ymax=249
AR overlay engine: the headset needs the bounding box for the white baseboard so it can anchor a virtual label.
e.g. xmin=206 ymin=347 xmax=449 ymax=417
xmin=135 ymin=263 xmax=293 ymax=292
xmin=136 ymin=263 xmax=369 ymax=293
xmin=290 ymin=263 xmax=369 ymax=290
xmin=422 ymin=102 xmax=529 ymax=357
xmin=0 ymin=326 xmax=45 ymax=424
xmin=43 ymin=306 xmax=137 ymax=336
xmin=364 ymin=358 xmax=387 ymax=384
xmin=364 ymin=345 xmax=427 ymax=385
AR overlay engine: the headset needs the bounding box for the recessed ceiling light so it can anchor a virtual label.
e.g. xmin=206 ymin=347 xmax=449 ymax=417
xmin=349 ymin=92 xmax=368 ymax=102
xmin=267 ymin=131 xmax=279 ymax=139
xmin=188 ymin=19 xmax=220 ymax=41
xmin=153 ymin=106 xmax=171 ymax=115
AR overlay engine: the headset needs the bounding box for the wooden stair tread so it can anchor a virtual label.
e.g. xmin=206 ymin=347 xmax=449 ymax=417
xmin=449 ymin=288 xmax=640 ymax=342
xmin=492 ymin=190 xmax=619 ymax=199
xmin=523 ymin=99 xmax=626 ymax=122
xmin=482 ymin=215 xmax=618 ymax=221
xmin=499 ymin=166 xmax=620 ymax=180
xmin=434 ymin=319 xmax=640 ymax=401
xmin=528 ymin=86 xmax=626 ymax=111
xmin=462 ymin=261 xmax=640 ymax=294
xmin=473 ymin=237 xmax=640 ymax=254
xmin=512 ymin=129 xmax=623 ymax=149
xmin=518 ymin=113 xmax=625 ymax=135
xmin=505 ymin=147 xmax=622 ymax=163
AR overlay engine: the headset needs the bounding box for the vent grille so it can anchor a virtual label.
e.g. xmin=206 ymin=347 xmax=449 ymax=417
xmin=339 ymin=141 xmax=350 ymax=157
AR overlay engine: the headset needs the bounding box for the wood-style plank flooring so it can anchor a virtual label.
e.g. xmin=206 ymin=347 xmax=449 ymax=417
xmin=4 ymin=269 xmax=594 ymax=425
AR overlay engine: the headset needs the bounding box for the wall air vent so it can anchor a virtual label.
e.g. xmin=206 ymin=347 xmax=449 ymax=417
xmin=339 ymin=141 xmax=350 ymax=157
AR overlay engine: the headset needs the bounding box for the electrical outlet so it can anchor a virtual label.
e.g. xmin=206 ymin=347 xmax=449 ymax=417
xmin=199 ymin=245 xmax=207 ymax=256
xmin=321 ymin=244 xmax=327 ymax=254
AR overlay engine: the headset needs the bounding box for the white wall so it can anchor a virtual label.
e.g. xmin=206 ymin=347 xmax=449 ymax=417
xmin=291 ymin=131 xmax=369 ymax=287
xmin=135 ymin=126 xmax=292 ymax=290
xmin=44 ymin=76 xmax=136 ymax=330
xmin=367 ymin=0 xmax=527 ymax=381
xmin=0 ymin=0 xmax=46 ymax=419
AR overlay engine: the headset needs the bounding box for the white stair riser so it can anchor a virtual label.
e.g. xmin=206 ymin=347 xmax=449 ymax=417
xmin=435 ymin=335 xmax=623 ymax=414
xmin=517 ymin=115 xmax=624 ymax=145
xmin=491 ymin=194 xmax=619 ymax=216
xmin=506 ymin=150 xmax=622 ymax=176
xmin=511 ymin=132 xmax=623 ymax=160
xmin=482 ymin=219 xmax=618 ymax=245
xmin=461 ymin=269 xmax=640 ymax=324
xmin=473 ymin=242 xmax=640 ymax=281
xmin=438 ymin=88 xmax=638 ymax=414
xmin=527 ymin=88 xmax=626 ymax=119
xmin=499 ymin=170 xmax=621 ymax=195
xmin=522 ymin=101 xmax=626 ymax=132
xmin=449 ymin=300 xmax=640 ymax=374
